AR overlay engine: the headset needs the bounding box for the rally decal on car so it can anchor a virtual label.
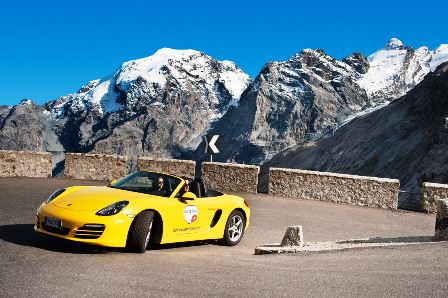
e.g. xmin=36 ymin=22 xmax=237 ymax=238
xmin=183 ymin=205 xmax=198 ymax=224
xmin=172 ymin=226 xmax=200 ymax=233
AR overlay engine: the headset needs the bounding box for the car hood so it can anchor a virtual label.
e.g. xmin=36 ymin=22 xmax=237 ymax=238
xmin=51 ymin=186 xmax=144 ymax=211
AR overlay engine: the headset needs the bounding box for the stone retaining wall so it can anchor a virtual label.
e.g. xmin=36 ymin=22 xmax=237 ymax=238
xmin=0 ymin=150 xmax=52 ymax=178
xmin=137 ymin=158 xmax=196 ymax=178
xmin=64 ymin=153 xmax=128 ymax=181
xmin=269 ymin=168 xmax=399 ymax=209
xmin=201 ymin=162 xmax=260 ymax=193
xmin=421 ymin=182 xmax=448 ymax=213
xmin=434 ymin=199 xmax=448 ymax=241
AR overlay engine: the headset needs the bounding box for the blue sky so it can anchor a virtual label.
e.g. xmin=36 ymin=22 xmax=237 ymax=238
xmin=0 ymin=0 xmax=447 ymax=106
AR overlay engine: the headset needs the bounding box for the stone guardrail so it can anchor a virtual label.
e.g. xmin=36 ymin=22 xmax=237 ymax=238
xmin=0 ymin=150 xmax=52 ymax=178
xmin=137 ymin=157 xmax=196 ymax=178
xmin=434 ymin=199 xmax=448 ymax=241
xmin=421 ymin=182 xmax=448 ymax=213
xmin=269 ymin=168 xmax=399 ymax=209
xmin=64 ymin=153 xmax=128 ymax=181
xmin=201 ymin=162 xmax=260 ymax=193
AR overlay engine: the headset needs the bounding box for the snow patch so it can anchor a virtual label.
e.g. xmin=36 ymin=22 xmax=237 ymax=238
xmin=430 ymin=44 xmax=448 ymax=71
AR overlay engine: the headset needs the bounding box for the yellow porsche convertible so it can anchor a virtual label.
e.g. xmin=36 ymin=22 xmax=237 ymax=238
xmin=35 ymin=171 xmax=250 ymax=253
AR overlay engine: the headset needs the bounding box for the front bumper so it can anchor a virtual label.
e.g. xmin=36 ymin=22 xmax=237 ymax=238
xmin=35 ymin=202 xmax=133 ymax=248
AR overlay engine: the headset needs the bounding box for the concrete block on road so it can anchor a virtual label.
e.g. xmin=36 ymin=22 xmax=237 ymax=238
xmin=255 ymin=225 xmax=304 ymax=255
xmin=281 ymin=225 xmax=304 ymax=248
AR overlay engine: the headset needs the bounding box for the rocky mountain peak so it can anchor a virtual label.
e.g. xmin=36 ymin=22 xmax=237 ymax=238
xmin=116 ymin=48 xmax=248 ymax=99
xmin=342 ymin=52 xmax=369 ymax=74
xmin=47 ymin=48 xmax=250 ymax=118
xmin=384 ymin=37 xmax=405 ymax=49
xmin=77 ymin=80 xmax=100 ymax=93
xmin=19 ymin=99 xmax=35 ymax=106
xmin=357 ymin=38 xmax=448 ymax=102
xmin=200 ymin=46 xmax=370 ymax=165
xmin=38 ymin=48 xmax=251 ymax=158
xmin=291 ymin=48 xmax=331 ymax=62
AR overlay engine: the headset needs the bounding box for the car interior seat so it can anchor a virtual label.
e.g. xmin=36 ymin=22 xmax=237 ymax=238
xmin=191 ymin=179 xmax=207 ymax=198
xmin=165 ymin=178 xmax=172 ymax=194
xmin=189 ymin=180 xmax=202 ymax=198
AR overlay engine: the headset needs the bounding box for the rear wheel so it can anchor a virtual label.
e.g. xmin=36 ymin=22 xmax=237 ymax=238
xmin=222 ymin=210 xmax=245 ymax=246
xmin=126 ymin=210 xmax=154 ymax=253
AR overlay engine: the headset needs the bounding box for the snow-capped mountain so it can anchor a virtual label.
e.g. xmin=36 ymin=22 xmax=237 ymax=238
xmin=1 ymin=39 xmax=447 ymax=170
xmin=42 ymin=48 xmax=250 ymax=157
xmin=358 ymin=38 xmax=448 ymax=102
xmin=192 ymin=38 xmax=448 ymax=165
xmin=192 ymin=48 xmax=369 ymax=164
xmin=49 ymin=48 xmax=249 ymax=118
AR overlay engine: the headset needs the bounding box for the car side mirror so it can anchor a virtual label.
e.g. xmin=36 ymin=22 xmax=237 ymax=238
xmin=110 ymin=179 xmax=118 ymax=185
xmin=181 ymin=192 xmax=197 ymax=201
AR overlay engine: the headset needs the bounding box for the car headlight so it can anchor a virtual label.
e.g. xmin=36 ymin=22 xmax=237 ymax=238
xmin=96 ymin=201 xmax=129 ymax=216
xmin=46 ymin=189 xmax=66 ymax=203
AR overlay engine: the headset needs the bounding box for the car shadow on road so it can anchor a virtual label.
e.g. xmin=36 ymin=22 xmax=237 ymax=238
xmin=0 ymin=224 xmax=222 ymax=254
xmin=0 ymin=224 xmax=122 ymax=254
xmin=150 ymin=240 xmax=218 ymax=251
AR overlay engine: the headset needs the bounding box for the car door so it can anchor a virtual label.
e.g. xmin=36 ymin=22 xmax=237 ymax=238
xmin=168 ymin=194 xmax=217 ymax=240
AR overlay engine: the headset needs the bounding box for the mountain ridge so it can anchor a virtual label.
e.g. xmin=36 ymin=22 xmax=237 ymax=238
xmin=1 ymin=39 xmax=448 ymax=178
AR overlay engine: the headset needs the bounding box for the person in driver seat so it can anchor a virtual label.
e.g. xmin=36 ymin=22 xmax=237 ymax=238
xmin=153 ymin=177 xmax=168 ymax=197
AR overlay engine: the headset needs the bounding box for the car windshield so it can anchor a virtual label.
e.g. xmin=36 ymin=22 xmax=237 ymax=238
xmin=110 ymin=171 xmax=181 ymax=197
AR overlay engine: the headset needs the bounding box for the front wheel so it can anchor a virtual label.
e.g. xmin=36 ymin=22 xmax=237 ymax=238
xmin=126 ymin=210 xmax=154 ymax=253
xmin=222 ymin=210 xmax=245 ymax=246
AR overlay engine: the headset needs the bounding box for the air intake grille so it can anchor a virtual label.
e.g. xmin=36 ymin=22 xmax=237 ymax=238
xmin=74 ymin=224 xmax=105 ymax=239
xmin=42 ymin=224 xmax=70 ymax=235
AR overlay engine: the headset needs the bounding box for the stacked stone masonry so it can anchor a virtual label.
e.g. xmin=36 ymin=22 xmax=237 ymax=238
xmin=201 ymin=162 xmax=260 ymax=193
xmin=421 ymin=182 xmax=448 ymax=213
xmin=269 ymin=168 xmax=399 ymax=209
xmin=434 ymin=199 xmax=448 ymax=241
xmin=0 ymin=150 xmax=52 ymax=178
xmin=64 ymin=153 xmax=128 ymax=181
xmin=137 ymin=158 xmax=196 ymax=178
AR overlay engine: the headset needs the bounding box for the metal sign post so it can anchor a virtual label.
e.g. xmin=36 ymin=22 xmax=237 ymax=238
xmin=204 ymin=135 xmax=220 ymax=162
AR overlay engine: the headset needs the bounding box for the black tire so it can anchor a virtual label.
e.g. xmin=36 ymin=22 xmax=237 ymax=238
xmin=126 ymin=210 xmax=155 ymax=253
xmin=222 ymin=210 xmax=245 ymax=246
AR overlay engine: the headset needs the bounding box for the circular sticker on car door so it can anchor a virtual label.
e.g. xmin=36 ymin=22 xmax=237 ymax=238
xmin=184 ymin=205 xmax=198 ymax=224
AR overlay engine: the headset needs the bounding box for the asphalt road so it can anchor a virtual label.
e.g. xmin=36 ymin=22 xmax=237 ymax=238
xmin=1 ymin=177 xmax=447 ymax=297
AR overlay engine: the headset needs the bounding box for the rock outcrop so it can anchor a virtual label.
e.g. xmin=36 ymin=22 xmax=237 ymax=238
xmin=0 ymin=99 xmax=61 ymax=152
xmin=193 ymin=48 xmax=369 ymax=164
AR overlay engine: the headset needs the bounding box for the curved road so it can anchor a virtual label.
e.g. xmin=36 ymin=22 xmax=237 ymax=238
xmin=1 ymin=177 xmax=447 ymax=297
